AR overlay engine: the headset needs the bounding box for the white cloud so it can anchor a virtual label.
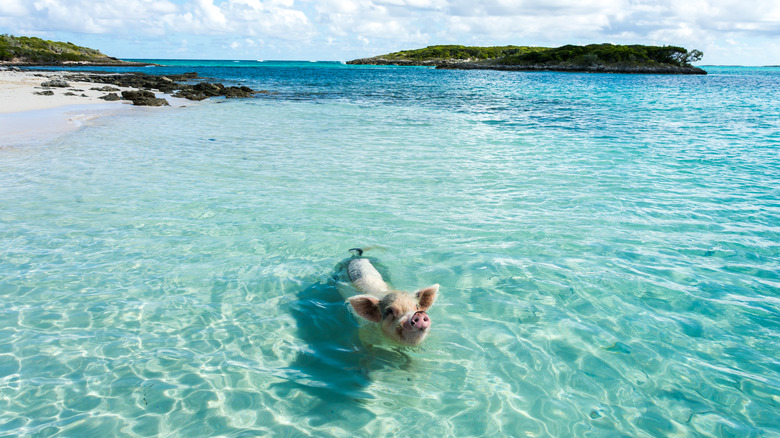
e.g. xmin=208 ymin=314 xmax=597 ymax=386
xmin=1 ymin=0 xmax=778 ymax=63
xmin=1 ymin=0 xmax=314 ymax=39
xmin=195 ymin=0 xmax=229 ymax=30
xmin=19 ymin=0 xmax=180 ymax=33
xmin=171 ymin=0 xmax=316 ymax=40
xmin=0 ymin=0 xmax=29 ymax=16
xmin=308 ymin=0 xmax=428 ymax=44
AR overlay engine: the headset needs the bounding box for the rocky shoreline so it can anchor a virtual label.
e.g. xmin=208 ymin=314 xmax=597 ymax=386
xmin=56 ymin=71 xmax=266 ymax=106
xmin=347 ymin=58 xmax=708 ymax=75
xmin=0 ymin=68 xmax=271 ymax=147
xmin=438 ymin=61 xmax=707 ymax=75
xmin=1 ymin=65 xmax=267 ymax=107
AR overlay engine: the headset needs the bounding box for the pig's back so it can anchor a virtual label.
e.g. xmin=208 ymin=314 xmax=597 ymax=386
xmin=347 ymin=258 xmax=389 ymax=296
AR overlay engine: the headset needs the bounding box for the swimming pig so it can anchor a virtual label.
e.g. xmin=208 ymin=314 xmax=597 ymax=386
xmin=342 ymin=249 xmax=439 ymax=346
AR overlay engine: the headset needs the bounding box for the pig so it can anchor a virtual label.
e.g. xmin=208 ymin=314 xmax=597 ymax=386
xmin=341 ymin=248 xmax=439 ymax=346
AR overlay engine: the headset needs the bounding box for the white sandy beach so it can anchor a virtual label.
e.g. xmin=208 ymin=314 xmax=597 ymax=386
xmin=0 ymin=69 xmax=132 ymax=147
xmin=0 ymin=69 xmax=134 ymax=114
xmin=0 ymin=69 xmax=189 ymax=147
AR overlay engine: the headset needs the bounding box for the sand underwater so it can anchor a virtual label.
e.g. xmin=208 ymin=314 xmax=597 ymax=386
xmin=1 ymin=62 xmax=779 ymax=436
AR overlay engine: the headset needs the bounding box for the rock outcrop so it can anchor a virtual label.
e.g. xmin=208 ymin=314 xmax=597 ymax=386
xmin=40 ymin=79 xmax=70 ymax=87
xmin=173 ymin=83 xmax=258 ymax=101
xmin=60 ymin=72 xmax=265 ymax=106
xmin=121 ymin=90 xmax=169 ymax=106
xmin=99 ymin=93 xmax=121 ymax=101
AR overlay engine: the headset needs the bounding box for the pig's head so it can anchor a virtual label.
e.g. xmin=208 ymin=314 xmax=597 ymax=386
xmin=348 ymin=284 xmax=439 ymax=346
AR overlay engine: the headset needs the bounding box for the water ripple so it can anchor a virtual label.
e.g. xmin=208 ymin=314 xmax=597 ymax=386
xmin=1 ymin=65 xmax=779 ymax=437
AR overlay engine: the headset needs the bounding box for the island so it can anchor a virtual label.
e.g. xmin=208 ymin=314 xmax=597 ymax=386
xmin=348 ymin=44 xmax=707 ymax=75
xmin=0 ymin=34 xmax=149 ymax=66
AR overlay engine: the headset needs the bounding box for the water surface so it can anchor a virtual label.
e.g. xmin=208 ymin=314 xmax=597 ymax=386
xmin=1 ymin=63 xmax=779 ymax=436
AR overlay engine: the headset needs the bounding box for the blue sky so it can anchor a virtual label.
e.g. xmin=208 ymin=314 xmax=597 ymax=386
xmin=1 ymin=0 xmax=779 ymax=65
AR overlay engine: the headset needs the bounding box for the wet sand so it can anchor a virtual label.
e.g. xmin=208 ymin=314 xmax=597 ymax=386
xmin=0 ymin=69 xmax=186 ymax=147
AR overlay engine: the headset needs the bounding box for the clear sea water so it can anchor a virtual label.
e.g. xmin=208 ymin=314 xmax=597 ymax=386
xmin=1 ymin=61 xmax=779 ymax=437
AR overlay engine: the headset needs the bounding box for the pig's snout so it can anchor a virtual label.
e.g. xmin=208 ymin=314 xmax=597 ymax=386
xmin=409 ymin=311 xmax=430 ymax=330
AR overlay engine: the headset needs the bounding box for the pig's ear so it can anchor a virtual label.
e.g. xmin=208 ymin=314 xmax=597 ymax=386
xmin=348 ymin=295 xmax=382 ymax=322
xmin=415 ymin=284 xmax=439 ymax=311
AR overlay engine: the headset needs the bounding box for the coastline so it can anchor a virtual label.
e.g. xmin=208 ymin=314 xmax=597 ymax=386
xmin=0 ymin=67 xmax=263 ymax=147
xmin=347 ymin=57 xmax=708 ymax=74
xmin=0 ymin=103 xmax=134 ymax=148
xmin=0 ymin=69 xmax=137 ymax=114
xmin=0 ymin=69 xmax=134 ymax=147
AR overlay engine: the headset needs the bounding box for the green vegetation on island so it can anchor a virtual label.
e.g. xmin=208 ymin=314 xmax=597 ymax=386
xmin=387 ymin=45 xmax=548 ymax=61
xmin=348 ymin=43 xmax=706 ymax=74
xmin=0 ymin=34 xmax=143 ymax=65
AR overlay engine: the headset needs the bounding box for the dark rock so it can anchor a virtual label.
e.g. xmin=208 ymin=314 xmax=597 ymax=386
xmin=121 ymin=90 xmax=169 ymax=106
xmin=223 ymin=86 xmax=256 ymax=98
xmin=174 ymin=83 xmax=257 ymax=100
xmin=172 ymin=82 xmax=227 ymax=100
xmin=72 ymin=73 xmax=180 ymax=93
xmin=165 ymin=72 xmax=199 ymax=81
xmin=194 ymin=82 xmax=224 ymax=96
xmin=172 ymin=89 xmax=208 ymax=101
xmin=122 ymin=89 xmax=154 ymax=100
xmin=57 ymin=72 xmax=262 ymax=102
xmin=141 ymin=97 xmax=169 ymax=106
xmin=34 ymin=90 xmax=54 ymax=96
xmin=91 ymin=86 xmax=120 ymax=92
xmin=66 ymin=74 xmax=91 ymax=82
xmin=41 ymin=79 xmax=70 ymax=87
xmin=99 ymin=93 xmax=121 ymax=101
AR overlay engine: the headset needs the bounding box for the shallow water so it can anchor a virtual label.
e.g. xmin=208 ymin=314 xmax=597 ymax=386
xmin=1 ymin=63 xmax=779 ymax=436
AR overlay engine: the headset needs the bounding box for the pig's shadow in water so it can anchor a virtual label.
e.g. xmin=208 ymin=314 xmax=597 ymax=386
xmin=269 ymin=258 xmax=411 ymax=425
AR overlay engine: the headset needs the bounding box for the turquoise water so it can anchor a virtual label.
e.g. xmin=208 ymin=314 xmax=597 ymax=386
xmin=1 ymin=63 xmax=779 ymax=436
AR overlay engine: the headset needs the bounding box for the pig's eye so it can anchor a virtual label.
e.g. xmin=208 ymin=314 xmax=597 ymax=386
xmin=383 ymin=307 xmax=398 ymax=319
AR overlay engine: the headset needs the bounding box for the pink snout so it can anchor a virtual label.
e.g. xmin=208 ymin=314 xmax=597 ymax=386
xmin=408 ymin=311 xmax=431 ymax=330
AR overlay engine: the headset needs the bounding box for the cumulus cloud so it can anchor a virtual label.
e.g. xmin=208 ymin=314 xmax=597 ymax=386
xmin=1 ymin=0 xmax=314 ymax=40
xmin=182 ymin=0 xmax=229 ymax=32
xmin=304 ymin=0 xmax=779 ymax=63
xmin=308 ymin=0 xmax=430 ymax=45
xmin=0 ymin=0 xmax=30 ymax=16
xmin=0 ymin=0 xmax=778 ymax=62
xmin=2 ymin=0 xmax=180 ymax=34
